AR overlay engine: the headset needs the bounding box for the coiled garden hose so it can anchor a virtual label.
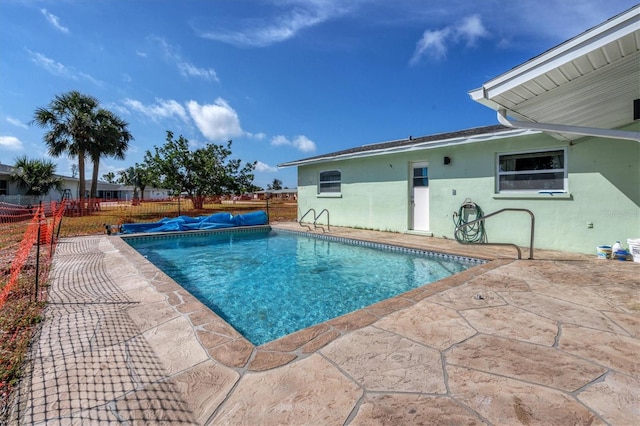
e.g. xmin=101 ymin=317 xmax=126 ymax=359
xmin=453 ymin=199 xmax=486 ymax=243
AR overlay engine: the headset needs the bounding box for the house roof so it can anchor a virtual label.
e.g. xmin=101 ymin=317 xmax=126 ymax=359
xmin=0 ymin=162 xmax=74 ymax=181
xmin=469 ymin=5 xmax=640 ymax=141
xmin=279 ymin=125 xmax=535 ymax=168
xmin=255 ymin=188 xmax=298 ymax=194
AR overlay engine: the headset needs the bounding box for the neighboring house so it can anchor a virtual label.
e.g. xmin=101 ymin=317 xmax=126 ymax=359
xmin=279 ymin=6 xmax=639 ymax=255
xmin=253 ymin=188 xmax=298 ymax=200
xmin=0 ymin=163 xmax=78 ymax=204
xmin=88 ymin=182 xmax=171 ymax=201
xmin=0 ymin=163 xmax=170 ymax=203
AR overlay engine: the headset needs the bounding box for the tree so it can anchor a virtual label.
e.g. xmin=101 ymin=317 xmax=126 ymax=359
xmin=267 ymin=178 xmax=283 ymax=191
xmin=144 ymin=131 xmax=256 ymax=209
xmin=32 ymin=91 xmax=98 ymax=208
xmin=88 ymin=109 xmax=132 ymax=200
xmin=118 ymin=163 xmax=153 ymax=201
xmin=70 ymin=164 xmax=78 ymax=178
xmin=102 ymin=172 xmax=116 ymax=183
xmin=32 ymin=90 xmax=132 ymax=209
xmin=10 ymin=156 xmax=63 ymax=196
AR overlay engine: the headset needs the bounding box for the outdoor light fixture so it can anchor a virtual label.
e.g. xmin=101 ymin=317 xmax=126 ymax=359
xmin=444 ymin=156 xmax=451 ymax=165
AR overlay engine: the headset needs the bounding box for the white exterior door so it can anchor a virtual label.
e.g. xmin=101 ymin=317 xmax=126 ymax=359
xmin=411 ymin=162 xmax=429 ymax=231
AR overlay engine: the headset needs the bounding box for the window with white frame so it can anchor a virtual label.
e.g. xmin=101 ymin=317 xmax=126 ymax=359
xmin=319 ymin=170 xmax=341 ymax=194
xmin=0 ymin=180 xmax=7 ymax=196
xmin=497 ymin=149 xmax=567 ymax=192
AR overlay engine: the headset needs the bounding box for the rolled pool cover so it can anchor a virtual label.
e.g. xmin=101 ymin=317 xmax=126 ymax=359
xmin=120 ymin=211 xmax=267 ymax=234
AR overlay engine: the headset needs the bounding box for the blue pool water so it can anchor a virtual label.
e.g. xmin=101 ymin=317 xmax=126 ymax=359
xmin=125 ymin=229 xmax=479 ymax=345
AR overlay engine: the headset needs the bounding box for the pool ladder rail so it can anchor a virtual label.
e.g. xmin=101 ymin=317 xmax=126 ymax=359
xmin=454 ymin=207 xmax=535 ymax=260
xmin=299 ymin=208 xmax=330 ymax=232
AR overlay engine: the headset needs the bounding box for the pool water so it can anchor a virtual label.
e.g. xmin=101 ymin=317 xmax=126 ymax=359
xmin=125 ymin=229 xmax=478 ymax=345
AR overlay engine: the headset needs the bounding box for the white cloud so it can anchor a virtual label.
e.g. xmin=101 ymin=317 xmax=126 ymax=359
xmin=255 ymin=161 xmax=277 ymax=173
xmin=41 ymin=9 xmax=69 ymax=34
xmin=150 ymin=37 xmax=219 ymax=82
xmin=123 ymin=98 xmax=189 ymax=122
xmin=410 ymin=28 xmax=450 ymax=64
xmin=27 ymin=50 xmax=101 ymax=85
xmin=187 ymin=98 xmax=244 ymax=142
xmin=6 ymin=117 xmax=28 ymax=129
xmin=249 ymin=132 xmax=266 ymax=140
xmin=270 ymin=134 xmax=316 ymax=152
xmin=457 ymin=14 xmax=488 ymax=46
xmin=199 ymin=1 xmax=355 ymax=47
xmin=410 ymin=14 xmax=488 ymax=64
xmin=0 ymin=136 xmax=23 ymax=151
xmin=178 ymin=62 xmax=219 ymax=82
xmin=151 ymin=36 xmax=181 ymax=62
xmin=29 ymin=50 xmax=68 ymax=76
xmin=271 ymin=135 xmax=289 ymax=146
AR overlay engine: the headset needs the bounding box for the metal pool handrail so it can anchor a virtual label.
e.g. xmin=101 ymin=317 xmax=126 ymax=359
xmin=314 ymin=209 xmax=330 ymax=232
xmin=299 ymin=208 xmax=316 ymax=231
xmin=455 ymin=208 xmax=535 ymax=259
xmin=299 ymin=208 xmax=331 ymax=232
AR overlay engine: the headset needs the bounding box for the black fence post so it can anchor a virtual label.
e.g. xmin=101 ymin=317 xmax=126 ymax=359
xmin=49 ymin=202 xmax=56 ymax=254
xmin=266 ymin=196 xmax=270 ymax=224
xmin=56 ymin=210 xmax=64 ymax=239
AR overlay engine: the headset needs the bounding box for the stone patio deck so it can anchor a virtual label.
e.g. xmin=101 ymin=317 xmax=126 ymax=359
xmin=10 ymin=223 xmax=640 ymax=425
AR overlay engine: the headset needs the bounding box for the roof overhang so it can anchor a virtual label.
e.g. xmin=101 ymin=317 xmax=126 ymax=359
xmin=469 ymin=5 xmax=640 ymax=142
xmin=279 ymin=128 xmax=537 ymax=168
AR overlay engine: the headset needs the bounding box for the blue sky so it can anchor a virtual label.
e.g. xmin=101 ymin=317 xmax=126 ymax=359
xmin=0 ymin=1 xmax=636 ymax=189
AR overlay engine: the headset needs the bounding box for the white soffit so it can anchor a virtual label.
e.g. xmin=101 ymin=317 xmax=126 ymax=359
xmin=470 ymin=6 xmax=640 ymax=131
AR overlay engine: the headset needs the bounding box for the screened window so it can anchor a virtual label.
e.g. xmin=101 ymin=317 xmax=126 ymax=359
xmin=497 ymin=149 xmax=566 ymax=192
xmin=0 ymin=180 xmax=7 ymax=196
xmin=319 ymin=170 xmax=341 ymax=194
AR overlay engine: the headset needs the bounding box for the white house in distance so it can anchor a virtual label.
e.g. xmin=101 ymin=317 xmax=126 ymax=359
xmin=0 ymin=162 xmax=170 ymax=204
xmin=279 ymin=6 xmax=639 ymax=255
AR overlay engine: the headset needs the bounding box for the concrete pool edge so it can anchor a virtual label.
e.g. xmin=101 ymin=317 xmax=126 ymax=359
xmin=112 ymin=226 xmax=503 ymax=372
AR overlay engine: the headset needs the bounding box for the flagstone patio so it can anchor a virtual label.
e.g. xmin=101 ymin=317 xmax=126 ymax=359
xmin=10 ymin=223 xmax=640 ymax=425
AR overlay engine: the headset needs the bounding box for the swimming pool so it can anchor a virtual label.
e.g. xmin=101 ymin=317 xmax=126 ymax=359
xmin=124 ymin=228 xmax=481 ymax=345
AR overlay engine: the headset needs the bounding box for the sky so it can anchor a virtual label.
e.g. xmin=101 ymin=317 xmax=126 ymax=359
xmin=0 ymin=0 xmax=637 ymax=189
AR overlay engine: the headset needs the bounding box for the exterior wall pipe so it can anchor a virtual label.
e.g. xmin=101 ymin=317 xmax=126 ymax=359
xmin=497 ymin=108 xmax=640 ymax=142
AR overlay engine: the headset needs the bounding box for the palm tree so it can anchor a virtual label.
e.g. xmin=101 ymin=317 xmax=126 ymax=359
xmin=267 ymin=178 xmax=283 ymax=191
xmin=102 ymin=172 xmax=116 ymax=183
xmin=118 ymin=163 xmax=151 ymax=201
xmin=10 ymin=156 xmax=63 ymax=196
xmin=32 ymin=91 xmax=99 ymax=209
xmin=88 ymin=109 xmax=133 ymax=200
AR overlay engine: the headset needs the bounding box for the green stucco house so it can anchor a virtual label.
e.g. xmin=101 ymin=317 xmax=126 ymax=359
xmin=280 ymin=6 xmax=640 ymax=255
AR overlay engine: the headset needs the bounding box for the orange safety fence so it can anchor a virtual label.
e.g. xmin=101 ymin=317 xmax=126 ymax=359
xmin=49 ymin=200 xmax=66 ymax=244
xmin=0 ymin=206 xmax=41 ymax=309
xmin=0 ymin=200 xmax=66 ymax=310
xmin=0 ymin=202 xmax=33 ymax=224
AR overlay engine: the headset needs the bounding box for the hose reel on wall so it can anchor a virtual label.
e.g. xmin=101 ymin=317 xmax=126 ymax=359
xmin=453 ymin=198 xmax=486 ymax=243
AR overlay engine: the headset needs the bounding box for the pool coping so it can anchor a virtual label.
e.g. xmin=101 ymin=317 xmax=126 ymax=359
xmin=114 ymin=225 xmax=498 ymax=372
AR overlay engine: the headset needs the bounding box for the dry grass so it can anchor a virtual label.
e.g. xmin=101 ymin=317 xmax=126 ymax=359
xmin=0 ymin=198 xmax=297 ymax=418
xmin=58 ymin=198 xmax=297 ymax=237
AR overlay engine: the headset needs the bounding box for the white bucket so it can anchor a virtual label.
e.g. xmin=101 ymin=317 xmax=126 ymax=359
xmin=627 ymin=239 xmax=640 ymax=263
xmin=596 ymin=245 xmax=611 ymax=259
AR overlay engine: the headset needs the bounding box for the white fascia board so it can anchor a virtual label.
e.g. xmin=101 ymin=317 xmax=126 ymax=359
xmin=278 ymin=129 xmax=537 ymax=168
xmin=478 ymin=6 xmax=640 ymax=101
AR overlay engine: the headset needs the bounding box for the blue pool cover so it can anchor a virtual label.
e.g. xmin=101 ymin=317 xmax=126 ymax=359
xmin=120 ymin=210 xmax=268 ymax=234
